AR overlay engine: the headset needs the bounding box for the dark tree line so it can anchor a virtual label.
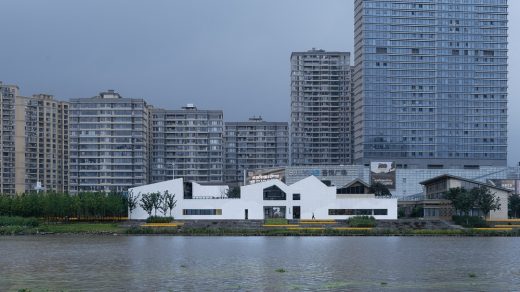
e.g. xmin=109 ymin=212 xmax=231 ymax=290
xmin=0 ymin=192 xmax=128 ymax=220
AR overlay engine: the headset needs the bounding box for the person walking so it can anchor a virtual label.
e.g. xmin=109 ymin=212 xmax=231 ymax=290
xmin=312 ymin=212 xmax=315 ymax=220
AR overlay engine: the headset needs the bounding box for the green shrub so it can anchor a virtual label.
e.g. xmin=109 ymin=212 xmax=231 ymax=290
xmin=264 ymin=218 xmax=288 ymax=225
xmin=452 ymin=215 xmax=488 ymax=228
xmin=347 ymin=216 xmax=376 ymax=227
xmin=0 ymin=216 xmax=39 ymax=227
xmin=146 ymin=216 xmax=174 ymax=223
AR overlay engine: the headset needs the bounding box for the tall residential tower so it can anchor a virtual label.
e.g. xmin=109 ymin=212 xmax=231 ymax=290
xmin=69 ymin=90 xmax=150 ymax=193
xmin=290 ymin=49 xmax=352 ymax=166
xmin=353 ymin=0 xmax=508 ymax=168
xmin=224 ymin=117 xmax=289 ymax=183
xmin=0 ymin=82 xmax=70 ymax=194
xmin=149 ymin=105 xmax=224 ymax=183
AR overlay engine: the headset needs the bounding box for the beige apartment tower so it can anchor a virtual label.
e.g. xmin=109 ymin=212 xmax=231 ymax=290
xmin=24 ymin=94 xmax=70 ymax=192
xmin=0 ymin=82 xmax=69 ymax=194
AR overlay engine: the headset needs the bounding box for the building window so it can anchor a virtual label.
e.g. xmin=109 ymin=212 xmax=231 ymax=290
xmin=373 ymin=209 xmax=388 ymax=216
xmin=293 ymin=193 xmax=300 ymax=200
xmin=376 ymin=47 xmax=387 ymax=54
xmin=337 ymin=185 xmax=365 ymax=194
xmin=328 ymin=209 xmax=387 ymax=216
xmin=263 ymin=185 xmax=286 ymax=200
xmin=183 ymin=209 xmax=222 ymax=215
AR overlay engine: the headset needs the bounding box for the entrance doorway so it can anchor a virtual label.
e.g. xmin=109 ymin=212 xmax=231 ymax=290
xmin=245 ymin=209 xmax=248 ymax=220
xmin=292 ymin=206 xmax=300 ymax=219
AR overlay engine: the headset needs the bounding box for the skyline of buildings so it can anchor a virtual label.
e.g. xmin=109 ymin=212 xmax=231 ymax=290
xmin=0 ymin=0 xmax=511 ymax=194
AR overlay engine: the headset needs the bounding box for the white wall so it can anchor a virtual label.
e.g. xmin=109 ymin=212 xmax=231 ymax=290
xmin=128 ymin=176 xmax=398 ymax=220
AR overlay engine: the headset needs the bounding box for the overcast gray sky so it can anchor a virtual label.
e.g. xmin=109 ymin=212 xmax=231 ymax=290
xmin=1 ymin=0 xmax=518 ymax=166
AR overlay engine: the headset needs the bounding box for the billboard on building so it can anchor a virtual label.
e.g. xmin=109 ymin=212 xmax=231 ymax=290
xmin=370 ymin=162 xmax=396 ymax=190
xmin=487 ymin=179 xmax=520 ymax=194
xmin=246 ymin=168 xmax=286 ymax=185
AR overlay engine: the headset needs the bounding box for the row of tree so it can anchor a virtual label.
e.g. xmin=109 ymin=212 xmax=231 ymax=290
xmin=445 ymin=186 xmax=501 ymax=218
xmin=0 ymin=192 xmax=128 ymax=219
xmin=127 ymin=190 xmax=177 ymax=218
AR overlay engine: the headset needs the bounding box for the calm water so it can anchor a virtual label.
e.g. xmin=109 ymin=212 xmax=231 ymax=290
xmin=1 ymin=236 xmax=519 ymax=291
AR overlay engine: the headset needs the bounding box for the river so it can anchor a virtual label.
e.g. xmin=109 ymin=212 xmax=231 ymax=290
xmin=1 ymin=236 xmax=519 ymax=291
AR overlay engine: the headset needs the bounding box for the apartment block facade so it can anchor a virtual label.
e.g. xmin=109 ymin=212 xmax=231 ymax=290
xmin=0 ymin=82 xmax=70 ymax=194
xmin=24 ymin=94 xmax=70 ymax=193
xmin=353 ymin=0 xmax=508 ymax=168
xmin=149 ymin=105 xmax=224 ymax=183
xmin=69 ymin=90 xmax=150 ymax=193
xmin=290 ymin=49 xmax=352 ymax=166
xmin=0 ymin=82 xmax=20 ymax=194
xmin=224 ymin=117 xmax=289 ymax=183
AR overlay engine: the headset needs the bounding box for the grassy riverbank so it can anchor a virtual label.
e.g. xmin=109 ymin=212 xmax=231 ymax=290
xmin=0 ymin=216 xmax=125 ymax=235
xmin=2 ymin=216 xmax=520 ymax=236
xmin=0 ymin=223 xmax=125 ymax=235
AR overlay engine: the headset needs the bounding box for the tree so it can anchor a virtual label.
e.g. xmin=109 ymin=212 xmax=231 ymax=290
xmin=370 ymin=182 xmax=391 ymax=197
xmin=159 ymin=192 xmax=169 ymax=217
xmin=139 ymin=193 xmax=154 ymax=217
xmin=445 ymin=187 xmax=474 ymax=217
xmin=509 ymin=194 xmax=520 ymax=218
xmin=149 ymin=192 xmax=163 ymax=216
xmin=226 ymin=186 xmax=241 ymax=198
xmin=164 ymin=190 xmax=177 ymax=217
xmin=127 ymin=191 xmax=139 ymax=220
xmin=445 ymin=187 xmax=475 ymax=226
xmin=472 ymin=186 xmax=501 ymax=219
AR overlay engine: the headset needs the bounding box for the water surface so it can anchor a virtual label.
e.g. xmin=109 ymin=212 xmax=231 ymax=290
xmin=1 ymin=236 xmax=519 ymax=291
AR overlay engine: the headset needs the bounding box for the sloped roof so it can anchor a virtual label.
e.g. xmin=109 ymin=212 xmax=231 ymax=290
xmin=420 ymin=174 xmax=511 ymax=193
xmin=338 ymin=178 xmax=371 ymax=189
xmin=289 ymin=175 xmax=329 ymax=187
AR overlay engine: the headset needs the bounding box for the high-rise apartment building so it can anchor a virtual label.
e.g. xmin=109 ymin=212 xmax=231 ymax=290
xmin=0 ymin=82 xmax=70 ymax=194
xmin=0 ymin=82 xmax=20 ymax=194
xmin=353 ymin=0 xmax=508 ymax=168
xmin=24 ymin=94 xmax=70 ymax=193
xmin=149 ymin=104 xmax=224 ymax=183
xmin=224 ymin=117 xmax=289 ymax=183
xmin=69 ymin=90 xmax=150 ymax=193
xmin=290 ymin=49 xmax=352 ymax=166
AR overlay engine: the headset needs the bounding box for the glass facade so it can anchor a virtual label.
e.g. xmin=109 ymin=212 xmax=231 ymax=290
xmin=353 ymin=0 xmax=508 ymax=168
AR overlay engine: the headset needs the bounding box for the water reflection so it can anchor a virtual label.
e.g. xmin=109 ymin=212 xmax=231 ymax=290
xmin=1 ymin=236 xmax=519 ymax=291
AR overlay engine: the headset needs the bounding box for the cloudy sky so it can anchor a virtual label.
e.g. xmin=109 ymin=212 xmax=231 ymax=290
xmin=1 ymin=0 xmax=518 ymax=165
